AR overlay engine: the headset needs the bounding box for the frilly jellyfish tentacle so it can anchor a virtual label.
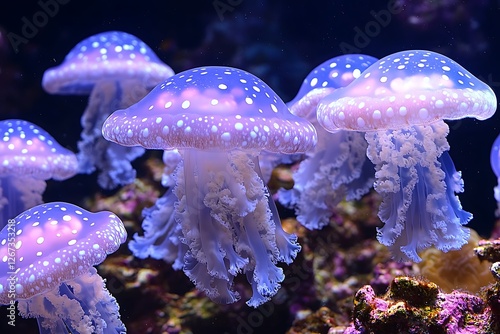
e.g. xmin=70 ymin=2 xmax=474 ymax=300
xmin=0 ymin=178 xmax=25 ymax=224
xmin=345 ymin=156 xmax=376 ymax=201
xmin=183 ymin=251 xmax=239 ymax=304
xmin=161 ymin=149 xmax=182 ymax=187
xmin=173 ymin=149 xmax=298 ymax=307
xmin=101 ymin=144 xmax=144 ymax=189
xmin=128 ymin=187 xmax=185 ymax=267
xmin=279 ymin=129 xmax=374 ymax=229
xmin=78 ymin=80 xmax=146 ymax=189
xmin=18 ymin=267 xmax=125 ymax=334
xmin=439 ymin=150 xmax=473 ymax=224
xmin=367 ymin=121 xmax=471 ymax=262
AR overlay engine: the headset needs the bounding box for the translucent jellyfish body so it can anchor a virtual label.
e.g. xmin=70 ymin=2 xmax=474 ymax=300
xmin=279 ymin=54 xmax=378 ymax=229
xmin=318 ymin=50 xmax=497 ymax=261
xmin=103 ymin=66 xmax=317 ymax=306
xmin=43 ymin=31 xmax=174 ymax=189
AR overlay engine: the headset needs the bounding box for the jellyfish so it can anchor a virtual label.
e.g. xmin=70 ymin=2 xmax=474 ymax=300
xmin=42 ymin=31 xmax=174 ymax=189
xmin=278 ymin=54 xmax=378 ymax=229
xmin=0 ymin=120 xmax=78 ymax=227
xmin=102 ymin=66 xmax=317 ymax=306
xmin=0 ymin=202 xmax=127 ymax=333
xmin=490 ymin=133 xmax=500 ymax=216
xmin=317 ymin=50 xmax=497 ymax=262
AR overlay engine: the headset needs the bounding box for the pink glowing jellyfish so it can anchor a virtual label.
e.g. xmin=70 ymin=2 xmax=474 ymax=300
xmin=0 ymin=202 xmax=127 ymax=333
xmin=42 ymin=31 xmax=174 ymax=189
xmin=278 ymin=54 xmax=378 ymax=229
xmin=102 ymin=66 xmax=317 ymax=307
xmin=317 ymin=50 xmax=497 ymax=262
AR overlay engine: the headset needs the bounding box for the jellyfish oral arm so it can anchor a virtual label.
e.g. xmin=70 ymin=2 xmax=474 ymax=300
xmin=367 ymin=121 xmax=471 ymax=262
xmin=79 ymin=80 xmax=147 ymax=188
xmin=173 ymin=148 xmax=300 ymax=307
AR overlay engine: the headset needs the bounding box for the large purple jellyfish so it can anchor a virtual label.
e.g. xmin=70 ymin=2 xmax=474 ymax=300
xmin=0 ymin=120 xmax=78 ymax=227
xmin=279 ymin=54 xmax=378 ymax=229
xmin=0 ymin=202 xmax=127 ymax=333
xmin=42 ymin=31 xmax=174 ymax=189
xmin=102 ymin=66 xmax=317 ymax=307
xmin=317 ymin=50 xmax=497 ymax=262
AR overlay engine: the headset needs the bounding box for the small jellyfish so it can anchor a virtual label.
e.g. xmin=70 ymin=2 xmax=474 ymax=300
xmin=279 ymin=54 xmax=378 ymax=229
xmin=42 ymin=31 xmax=174 ymax=189
xmin=490 ymin=133 xmax=500 ymax=216
xmin=0 ymin=119 xmax=77 ymax=227
xmin=0 ymin=202 xmax=127 ymax=333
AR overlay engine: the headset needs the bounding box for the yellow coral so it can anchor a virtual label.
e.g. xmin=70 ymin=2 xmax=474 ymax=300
xmin=418 ymin=228 xmax=494 ymax=293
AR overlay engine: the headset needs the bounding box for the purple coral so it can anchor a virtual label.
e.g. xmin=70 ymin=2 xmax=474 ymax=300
xmin=0 ymin=202 xmax=127 ymax=333
xmin=279 ymin=54 xmax=377 ymax=229
xmin=345 ymin=277 xmax=486 ymax=333
xmin=317 ymin=50 xmax=497 ymax=262
xmin=102 ymin=66 xmax=317 ymax=307
xmin=0 ymin=119 xmax=78 ymax=227
xmin=42 ymin=31 xmax=174 ymax=189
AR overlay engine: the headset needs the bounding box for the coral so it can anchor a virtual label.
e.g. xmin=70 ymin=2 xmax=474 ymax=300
xmin=475 ymin=238 xmax=500 ymax=263
xmin=418 ymin=228 xmax=494 ymax=293
xmin=287 ymin=307 xmax=341 ymax=334
xmin=345 ymin=277 xmax=486 ymax=334
xmin=370 ymin=261 xmax=415 ymax=295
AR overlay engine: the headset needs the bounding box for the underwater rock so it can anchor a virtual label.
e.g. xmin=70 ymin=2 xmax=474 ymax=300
xmin=345 ymin=276 xmax=486 ymax=334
